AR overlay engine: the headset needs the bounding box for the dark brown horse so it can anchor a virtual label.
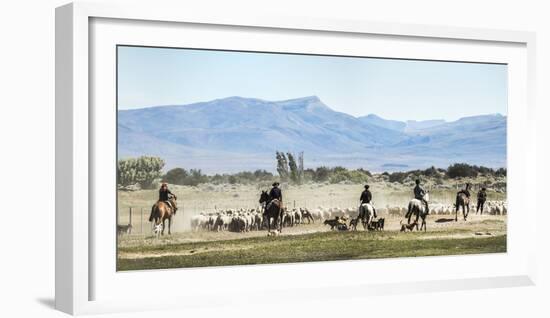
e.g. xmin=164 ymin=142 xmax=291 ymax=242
xmin=455 ymin=193 xmax=470 ymax=221
xmin=149 ymin=198 xmax=177 ymax=235
xmin=259 ymin=191 xmax=283 ymax=233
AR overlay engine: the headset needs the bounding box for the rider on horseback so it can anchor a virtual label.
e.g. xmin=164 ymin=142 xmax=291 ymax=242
xmin=149 ymin=183 xmax=177 ymax=222
xmin=414 ymin=179 xmax=429 ymax=214
xmin=159 ymin=182 xmax=176 ymax=207
xmin=265 ymin=182 xmax=282 ymax=213
xmin=360 ymin=184 xmax=377 ymax=218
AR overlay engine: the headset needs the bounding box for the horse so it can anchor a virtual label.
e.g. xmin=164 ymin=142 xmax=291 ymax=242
xmin=259 ymin=191 xmax=283 ymax=233
xmin=405 ymin=192 xmax=429 ymax=231
xmin=149 ymin=198 xmax=177 ymax=235
xmin=455 ymin=192 xmax=470 ymax=221
xmin=357 ymin=203 xmax=374 ymax=230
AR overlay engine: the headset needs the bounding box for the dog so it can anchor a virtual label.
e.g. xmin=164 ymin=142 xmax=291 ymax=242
xmin=324 ymin=218 xmax=341 ymax=230
xmin=400 ymin=220 xmax=417 ymax=232
xmin=267 ymin=229 xmax=280 ymax=237
xmin=336 ymin=223 xmax=349 ymax=231
xmin=117 ymin=224 xmax=132 ymax=236
xmin=368 ymin=221 xmax=379 ymax=231
xmin=153 ymin=223 xmax=163 ymax=237
xmin=367 ymin=218 xmax=385 ymax=231
xmin=374 ymin=218 xmax=385 ymax=231
xmin=378 ymin=218 xmax=385 ymax=230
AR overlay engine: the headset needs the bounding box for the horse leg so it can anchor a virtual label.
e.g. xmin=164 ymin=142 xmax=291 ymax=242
xmin=168 ymin=217 xmax=171 ymax=235
xmin=465 ymin=204 xmax=469 ymax=221
xmin=420 ymin=216 xmax=426 ymax=232
xmin=161 ymin=219 xmax=165 ymax=235
xmin=455 ymin=206 xmax=458 ymax=222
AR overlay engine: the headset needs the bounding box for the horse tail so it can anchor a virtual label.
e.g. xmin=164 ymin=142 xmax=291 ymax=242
xmin=455 ymin=194 xmax=460 ymax=208
xmin=149 ymin=203 xmax=156 ymax=222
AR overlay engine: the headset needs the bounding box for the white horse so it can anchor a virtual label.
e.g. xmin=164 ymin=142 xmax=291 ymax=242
xmin=357 ymin=203 xmax=375 ymax=230
xmin=406 ymin=192 xmax=430 ymax=231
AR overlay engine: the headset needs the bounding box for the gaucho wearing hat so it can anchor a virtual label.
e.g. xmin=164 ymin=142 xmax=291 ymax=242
xmin=269 ymin=182 xmax=282 ymax=203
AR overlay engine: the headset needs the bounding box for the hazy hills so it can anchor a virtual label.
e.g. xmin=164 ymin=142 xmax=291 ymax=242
xmin=118 ymin=96 xmax=506 ymax=173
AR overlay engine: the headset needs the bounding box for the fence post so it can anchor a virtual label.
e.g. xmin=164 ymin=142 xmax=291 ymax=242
xmin=129 ymin=207 xmax=132 ymax=234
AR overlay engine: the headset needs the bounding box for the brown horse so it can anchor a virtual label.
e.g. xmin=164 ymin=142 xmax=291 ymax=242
xmin=455 ymin=193 xmax=470 ymax=221
xmin=150 ymin=199 xmax=177 ymax=235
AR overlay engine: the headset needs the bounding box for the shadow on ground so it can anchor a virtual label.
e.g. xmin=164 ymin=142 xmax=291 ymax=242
xmin=435 ymin=218 xmax=455 ymax=223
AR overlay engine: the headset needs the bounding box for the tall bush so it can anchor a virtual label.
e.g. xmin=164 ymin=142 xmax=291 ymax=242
xmin=117 ymin=156 xmax=165 ymax=189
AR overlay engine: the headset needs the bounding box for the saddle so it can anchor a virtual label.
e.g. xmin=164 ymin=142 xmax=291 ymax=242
xmin=265 ymin=199 xmax=281 ymax=212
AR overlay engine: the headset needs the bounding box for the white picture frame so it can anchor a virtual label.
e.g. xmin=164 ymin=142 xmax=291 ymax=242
xmin=55 ymin=2 xmax=537 ymax=315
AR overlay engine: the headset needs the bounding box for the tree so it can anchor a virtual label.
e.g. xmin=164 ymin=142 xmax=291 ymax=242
xmin=276 ymin=151 xmax=289 ymax=181
xmin=117 ymin=156 xmax=165 ymax=189
xmin=287 ymin=152 xmax=299 ymax=183
xmin=446 ymin=163 xmax=478 ymax=178
xmin=389 ymin=171 xmax=407 ymax=183
xmin=185 ymin=169 xmax=207 ymax=186
xmin=495 ymin=167 xmax=507 ymax=177
xmin=423 ymin=166 xmax=439 ymax=177
xmin=313 ymin=166 xmax=330 ymax=182
xmin=164 ymin=168 xmax=188 ymax=185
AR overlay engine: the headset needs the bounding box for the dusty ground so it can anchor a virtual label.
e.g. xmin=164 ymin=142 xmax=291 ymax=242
xmin=117 ymin=181 xmax=506 ymax=233
xmin=118 ymin=214 xmax=506 ymax=259
xmin=117 ymin=180 xmax=506 ymax=270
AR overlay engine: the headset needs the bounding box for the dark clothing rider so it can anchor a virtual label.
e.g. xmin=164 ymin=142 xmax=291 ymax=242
xmin=269 ymin=182 xmax=282 ymax=202
xmin=159 ymin=186 xmax=175 ymax=202
xmin=264 ymin=182 xmax=282 ymax=213
xmin=360 ymin=186 xmax=372 ymax=205
xmin=149 ymin=183 xmax=176 ymax=222
xmin=360 ymin=184 xmax=377 ymax=218
xmin=476 ymin=187 xmax=487 ymax=214
xmin=159 ymin=183 xmax=176 ymax=211
xmin=413 ymin=179 xmax=429 ymax=213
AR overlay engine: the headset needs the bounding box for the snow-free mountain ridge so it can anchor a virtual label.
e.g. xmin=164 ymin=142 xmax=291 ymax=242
xmin=118 ymin=96 xmax=506 ymax=173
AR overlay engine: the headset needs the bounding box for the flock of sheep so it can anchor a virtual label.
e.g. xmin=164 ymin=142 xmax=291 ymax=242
xmin=189 ymin=200 xmax=507 ymax=233
xmin=190 ymin=207 xmax=317 ymax=232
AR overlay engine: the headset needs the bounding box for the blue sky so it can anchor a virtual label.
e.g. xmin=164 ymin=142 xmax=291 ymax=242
xmin=118 ymin=46 xmax=507 ymax=121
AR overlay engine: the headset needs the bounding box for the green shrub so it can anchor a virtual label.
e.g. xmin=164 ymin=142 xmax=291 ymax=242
xmin=164 ymin=168 xmax=188 ymax=185
xmin=117 ymin=156 xmax=164 ymax=189
xmin=446 ymin=163 xmax=479 ymax=178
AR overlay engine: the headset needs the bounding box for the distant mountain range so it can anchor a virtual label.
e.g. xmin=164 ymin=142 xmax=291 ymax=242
xmin=118 ymin=96 xmax=506 ymax=173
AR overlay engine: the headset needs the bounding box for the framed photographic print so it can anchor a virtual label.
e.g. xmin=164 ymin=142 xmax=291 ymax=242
xmin=56 ymin=2 xmax=537 ymax=315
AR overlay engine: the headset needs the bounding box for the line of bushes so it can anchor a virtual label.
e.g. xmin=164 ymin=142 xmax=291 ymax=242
xmin=118 ymin=156 xmax=506 ymax=189
xmin=384 ymin=163 xmax=506 ymax=183
xmin=164 ymin=168 xmax=274 ymax=186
